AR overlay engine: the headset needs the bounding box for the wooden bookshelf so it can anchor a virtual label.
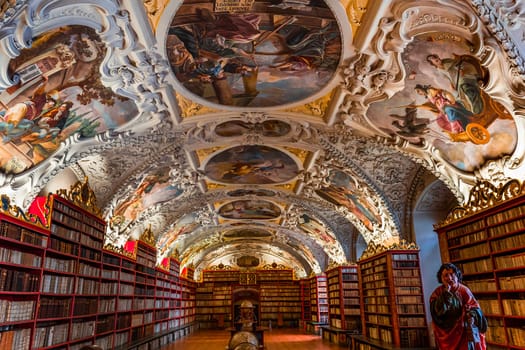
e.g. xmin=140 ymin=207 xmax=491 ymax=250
xmin=307 ymin=274 xmax=328 ymax=335
xmin=196 ymin=280 xmax=233 ymax=329
xmin=299 ymin=279 xmax=311 ymax=330
xmin=256 ymin=269 xmax=300 ymax=328
xmin=322 ymin=264 xmax=361 ymax=345
xmin=259 ymin=282 xmax=300 ymax=328
xmin=356 ymin=244 xmax=429 ymax=349
xmin=34 ymin=195 xmax=106 ymax=349
xmin=0 ymin=209 xmax=49 ymax=350
xmin=434 ymin=181 xmax=525 ymax=349
xmin=0 ymin=187 xmax=197 ymax=350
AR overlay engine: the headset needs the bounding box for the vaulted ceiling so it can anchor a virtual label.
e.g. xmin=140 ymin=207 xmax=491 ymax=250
xmin=0 ymin=0 xmax=523 ymax=279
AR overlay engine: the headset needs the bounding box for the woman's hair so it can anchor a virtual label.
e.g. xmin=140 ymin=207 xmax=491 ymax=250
xmin=436 ymin=262 xmax=462 ymax=283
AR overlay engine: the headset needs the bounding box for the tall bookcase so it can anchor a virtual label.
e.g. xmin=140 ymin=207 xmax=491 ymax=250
xmin=196 ymin=269 xmax=237 ymax=329
xmin=307 ymin=274 xmax=328 ymax=335
xmin=434 ymin=180 xmax=525 ymax=349
xmin=42 ymin=194 xmax=106 ymax=350
xmin=299 ymin=279 xmax=311 ymax=330
xmin=322 ymin=264 xmax=361 ymax=345
xmin=257 ymin=269 xmax=300 ymax=328
xmin=309 ymin=274 xmax=328 ymax=324
xmin=353 ymin=242 xmax=429 ymax=349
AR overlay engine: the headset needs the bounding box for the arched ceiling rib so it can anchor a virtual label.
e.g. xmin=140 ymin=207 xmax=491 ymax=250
xmin=0 ymin=0 xmax=524 ymax=278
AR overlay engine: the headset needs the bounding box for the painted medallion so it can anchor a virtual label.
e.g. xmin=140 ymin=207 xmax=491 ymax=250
xmin=368 ymin=34 xmax=516 ymax=172
xmin=204 ymin=145 xmax=299 ymax=184
xmin=166 ymin=0 xmax=342 ymax=108
xmin=0 ymin=26 xmax=138 ymax=174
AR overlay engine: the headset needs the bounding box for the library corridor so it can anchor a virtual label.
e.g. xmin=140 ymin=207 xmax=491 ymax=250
xmin=1 ymin=1 xmax=525 ymax=350
xmin=159 ymin=328 xmax=346 ymax=350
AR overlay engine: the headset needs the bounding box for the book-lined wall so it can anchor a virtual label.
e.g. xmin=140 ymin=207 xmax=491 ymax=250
xmin=195 ymin=268 xmax=301 ymax=329
xmin=309 ymin=274 xmax=328 ymax=324
xmin=0 ymin=193 xmax=196 ymax=350
xmin=434 ymin=181 xmax=525 ymax=350
xmin=350 ymin=244 xmax=429 ymax=350
xmin=258 ymin=269 xmax=301 ymax=328
xmin=321 ymin=265 xmax=361 ymax=345
xmin=196 ymin=270 xmax=237 ymax=329
xmin=299 ymin=279 xmax=311 ymax=330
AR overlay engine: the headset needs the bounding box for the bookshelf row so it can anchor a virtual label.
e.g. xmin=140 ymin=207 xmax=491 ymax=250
xmin=435 ymin=190 xmax=525 ymax=349
xmin=0 ymin=194 xmax=196 ymax=350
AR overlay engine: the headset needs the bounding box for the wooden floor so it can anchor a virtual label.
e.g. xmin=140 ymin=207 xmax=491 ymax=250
xmin=160 ymin=328 xmax=347 ymax=350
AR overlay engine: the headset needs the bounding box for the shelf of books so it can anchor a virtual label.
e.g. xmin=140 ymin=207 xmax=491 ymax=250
xmin=434 ymin=181 xmax=525 ymax=350
xmin=353 ymin=243 xmax=429 ymax=349
xmin=307 ymin=274 xmax=328 ymax=335
xmin=0 ymin=180 xmax=198 ymax=350
xmin=0 ymin=202 xmax=49 ymax=350
xmin=195 ymin=272 xmax=234 ymax=329
xmin=36 ymin=194 xmax=106 ymax=350
xmin=299 ymin=279 xmax=311 ymax=330
xmin=322 ymin=264 xmax=361 ymax=345
xmin=259 ymin=282 xmax=300 ymax=328
xmin=180 ymin=276 xmax=196 ymax=329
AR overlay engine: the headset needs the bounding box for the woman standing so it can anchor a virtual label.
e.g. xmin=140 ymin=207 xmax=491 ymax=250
xmin=429 ymin=263 xmax=487 ymax=350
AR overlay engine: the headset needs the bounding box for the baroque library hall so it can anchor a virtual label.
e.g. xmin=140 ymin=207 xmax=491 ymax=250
xmin=0 ymin=1 xmax=525 ymax=350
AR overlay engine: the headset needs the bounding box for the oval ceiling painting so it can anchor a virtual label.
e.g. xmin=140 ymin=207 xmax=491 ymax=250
xmin=215 ymin=120 xmax=291 ymax=137
xmin=218 ymin=199 xmax=281 ymax=220
xmin=228 ymin=189 xmax=276 ymax=197
xmin=167 ymin=1 xmax=342 ymax=108
xmin=204 ymin=145 xmax=299 ymax=184
xmin=223 ymin=228 xmax=272 ymax=240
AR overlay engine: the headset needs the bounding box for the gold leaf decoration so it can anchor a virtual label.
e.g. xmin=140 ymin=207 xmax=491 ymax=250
xmin=56 ymin=177 xmax=102 ymax=217
xmin=177 ymin=93 xmax=221 ymax=117
xmin=343 ymin=0 xmax=369 ymax=37
xmin=285 ymin=92 xmax=333 ymax=117
xmin=434 ymin=179 xmax=524 ymax=228
xmin=103 ymin=243 xmax=122 ymax=254
xmin=139 ymin=225 xmax=156 ymax=247
xmin=261 ymin=262 xmax=289 ymax=270
xmin=209 ymin=263 xmax=233 ymax=270
xmin=359 ymin=239 xmax=419 ymax=260
xmin=170 ymin=249 xmax=180 ymax=260
xmin=143 ymin=0 xmax=169 ymax=33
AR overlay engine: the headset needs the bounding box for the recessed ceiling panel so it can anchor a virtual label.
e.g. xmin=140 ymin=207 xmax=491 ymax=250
xmin=223 ymin=228 xmax=273 ymax=240
xmin=227 ymin=189 xmax=276 ymax=197
xmin=204 ymin=145 xmax=299 ymax=184
xmin=166 ymin=1 xmax=342 ymax=108
xmin=109 ymin=164 xmax=184 ymax=236
xmin=218 ymin=200 xmax=281 ymax=220
xmin=215 ymin=120 xmax=291 ymax=137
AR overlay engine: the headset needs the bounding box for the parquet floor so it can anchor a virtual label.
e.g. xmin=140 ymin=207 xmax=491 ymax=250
xmin=159 ymin=328 xmax=347 ymax=350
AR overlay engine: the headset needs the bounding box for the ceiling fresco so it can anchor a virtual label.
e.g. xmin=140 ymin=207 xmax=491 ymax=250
xmin=204 ymin=145 xmax=300 ymax=184
xmin=0 ymin=1 xmax=524 ymax=279
xmin=167 ymin=0 xmax=342 ymax=108
xmin=367 ymin=34 xmax=517 ymax=172
xmin=0 ymin=25 xmax=138 ymax=175
xmin=217 ymin=199 xmax=282 ymax=220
